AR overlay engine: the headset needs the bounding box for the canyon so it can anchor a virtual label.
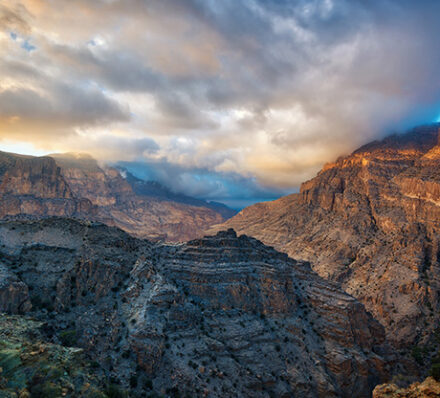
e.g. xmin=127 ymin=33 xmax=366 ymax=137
xmin=2 ymin=124 xmax=440 ymax=396
xmin=0 ymin=218 xmax=390 ymax=397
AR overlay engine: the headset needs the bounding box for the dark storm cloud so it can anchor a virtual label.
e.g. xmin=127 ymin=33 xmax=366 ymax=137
xmin=0 ymin=3 xmax=29 ymax=33
xmin=0 ymin=79 xmax=130 ymax=139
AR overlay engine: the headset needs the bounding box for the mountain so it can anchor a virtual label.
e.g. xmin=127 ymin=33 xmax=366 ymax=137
xmin=0 ymin=151 xmax=95 ymax=219
xmin=120 ymin=169 xmax=237 ymax=219
xmin=0 ymin=151 xmax=235 ymax=242
xmin=0 ymin=217 xmax=390 ymax=397
xmin=209 ymin=123 xmax=440 ymax=351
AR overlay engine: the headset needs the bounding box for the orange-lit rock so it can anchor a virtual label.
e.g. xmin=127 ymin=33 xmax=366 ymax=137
xmin=0 ymin=151 xmax=234 ymax=242
xmin=210 ymin=124 xmax=440 ymax=347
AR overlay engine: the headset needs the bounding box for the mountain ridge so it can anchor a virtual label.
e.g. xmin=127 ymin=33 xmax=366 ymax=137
xmin=208 ymin=123 xmax=440 ymax=352
xmin=0 ymin=150 xmax=235 ymax=242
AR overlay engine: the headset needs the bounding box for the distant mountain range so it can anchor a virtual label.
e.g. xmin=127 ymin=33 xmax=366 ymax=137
xmin=119 ymin=168 xmax=236 ymax=219
xmin=0 ymin=151 xmax=236 ymax=241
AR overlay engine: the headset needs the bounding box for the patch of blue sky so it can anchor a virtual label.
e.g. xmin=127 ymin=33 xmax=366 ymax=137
xmin=21 ymin=39 xmax=36 ymax=52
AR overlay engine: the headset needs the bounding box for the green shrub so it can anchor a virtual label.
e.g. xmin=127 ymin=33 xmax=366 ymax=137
xmin=430 ymin=363 xmax=440 ymax=381
xmin=129 ymin=374 xmax=138 ymax=388
xmin=29 ymin=378 xmax=63 ymax=398
xmin=411 ymin=346 xmax=424 ymax=365
xmin=59 ymin=330 xmax=77 ymax=347
xmin=105 ymin=384 xmax=129 ymax=398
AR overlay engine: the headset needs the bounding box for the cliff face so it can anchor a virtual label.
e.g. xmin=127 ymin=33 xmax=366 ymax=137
xmin=0 ymin=263 xmax=31 ymax=313
xmin=209 ymin=124 xmax=440 ymax=348
xmin=0 ymin=218 xmax=390 ymax=397
xmin=0 ymin=151 xmax=232 ymax=242
xmin=0 ymin=152 xmax=94 ymax=219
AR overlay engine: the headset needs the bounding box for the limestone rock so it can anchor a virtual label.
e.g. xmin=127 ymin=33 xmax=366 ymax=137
xmin=0 ymin=264 xmax=31 ymax=313
xmin=210 ymin=124 xmax=440 ymax=348
xmin=373 ymin=377 xmax=440 ymax=397
xmin=0 ymin=218 xmax=391 ymax=397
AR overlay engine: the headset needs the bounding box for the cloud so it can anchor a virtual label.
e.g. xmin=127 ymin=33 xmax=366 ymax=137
xmin=117 ymin=159 xmax=290 ymax=209
xmin=0 ymin=3 xmax=30 ymax=33
xmin=71 ymin=135 xmax=159 ymax=161
xmin=1 ymin=0 xmax=440 ymax=203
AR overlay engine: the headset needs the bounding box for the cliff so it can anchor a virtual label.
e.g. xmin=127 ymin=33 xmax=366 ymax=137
xmin=0 ymin=151 xmax=94 ymax=219
xmin=209 ymin=124 xmax=440 ymax=350
xmin=0 ymin=151 xmax=233 ymax=242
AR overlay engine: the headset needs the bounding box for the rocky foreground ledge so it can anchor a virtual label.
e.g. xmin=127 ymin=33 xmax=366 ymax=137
xmin=0 ymin=218 xmax=391 ymax=397
xmin=373 ymin=377 xmax=440 ymax=397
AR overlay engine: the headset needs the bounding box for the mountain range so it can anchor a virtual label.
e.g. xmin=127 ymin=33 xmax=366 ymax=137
xmin=1 ymin=124 xmax=440 ymax=396
xmin=0 ymin=151 xmax=236 ymax=242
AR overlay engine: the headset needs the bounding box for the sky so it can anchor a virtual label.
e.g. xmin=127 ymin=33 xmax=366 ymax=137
xmin=1 ymin=0 xmax=440 ymax=208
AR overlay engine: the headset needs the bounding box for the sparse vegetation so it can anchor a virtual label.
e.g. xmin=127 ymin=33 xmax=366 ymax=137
xmin=59 ymin=329 xmax=78 ymax=347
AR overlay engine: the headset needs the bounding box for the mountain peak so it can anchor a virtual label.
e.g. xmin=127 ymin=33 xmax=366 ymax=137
xmin=354 ymin=123 xmax=440 ymax=155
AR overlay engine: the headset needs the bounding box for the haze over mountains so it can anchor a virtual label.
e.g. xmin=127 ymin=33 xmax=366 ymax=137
xmin=0 ymin=151 xmax=236 ymax=242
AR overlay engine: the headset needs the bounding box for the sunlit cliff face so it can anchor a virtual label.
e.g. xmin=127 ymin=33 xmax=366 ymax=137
xmin=1 ymin=0 xmax=440 ymax=204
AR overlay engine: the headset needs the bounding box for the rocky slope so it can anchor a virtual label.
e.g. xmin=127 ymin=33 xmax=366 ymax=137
xmin=0 ymin=217 xmax=390 ymax=397
xmin=209 ymin=124 xmax=440 ymax=350
xmin=0 ymin=315 xmax=111 ymax=398
xmin=0 ymin=151 xmax=234 ymax=242
xmin=373 ymin=377 xmax=440 ymax=398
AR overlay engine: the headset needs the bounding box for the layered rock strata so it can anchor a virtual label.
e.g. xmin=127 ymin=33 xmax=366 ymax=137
xmin=0 ymin=218 xmax=389 ymax=397
xmin=210 ymin=124 xmax=440 ymax=349
xmin=0 ymin=151 xmax=233 ymax=242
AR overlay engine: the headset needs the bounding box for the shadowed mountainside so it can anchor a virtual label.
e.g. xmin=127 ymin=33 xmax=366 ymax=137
xmin=0 ymin=217 xmax=390 ymax=397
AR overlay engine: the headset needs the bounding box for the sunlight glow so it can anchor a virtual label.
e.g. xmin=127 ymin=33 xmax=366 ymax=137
xmin=0 ymin=141 xmax=49 ymax=157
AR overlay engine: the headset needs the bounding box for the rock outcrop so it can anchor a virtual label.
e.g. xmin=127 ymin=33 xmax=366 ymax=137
xmin=0 ymin=263 xmax=31 ymax=314
xmin=373 ymin=377 xmax=440 ymax=398
xmin=0 ymin=151 xmax=235 ymax=242
xmin=0 ymin=218 xmax=390 ymax=397
xmin=209 ymin=124 xmax=440 ymax=349
xmin=0 ymin=151 xmax=94 ymax=219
